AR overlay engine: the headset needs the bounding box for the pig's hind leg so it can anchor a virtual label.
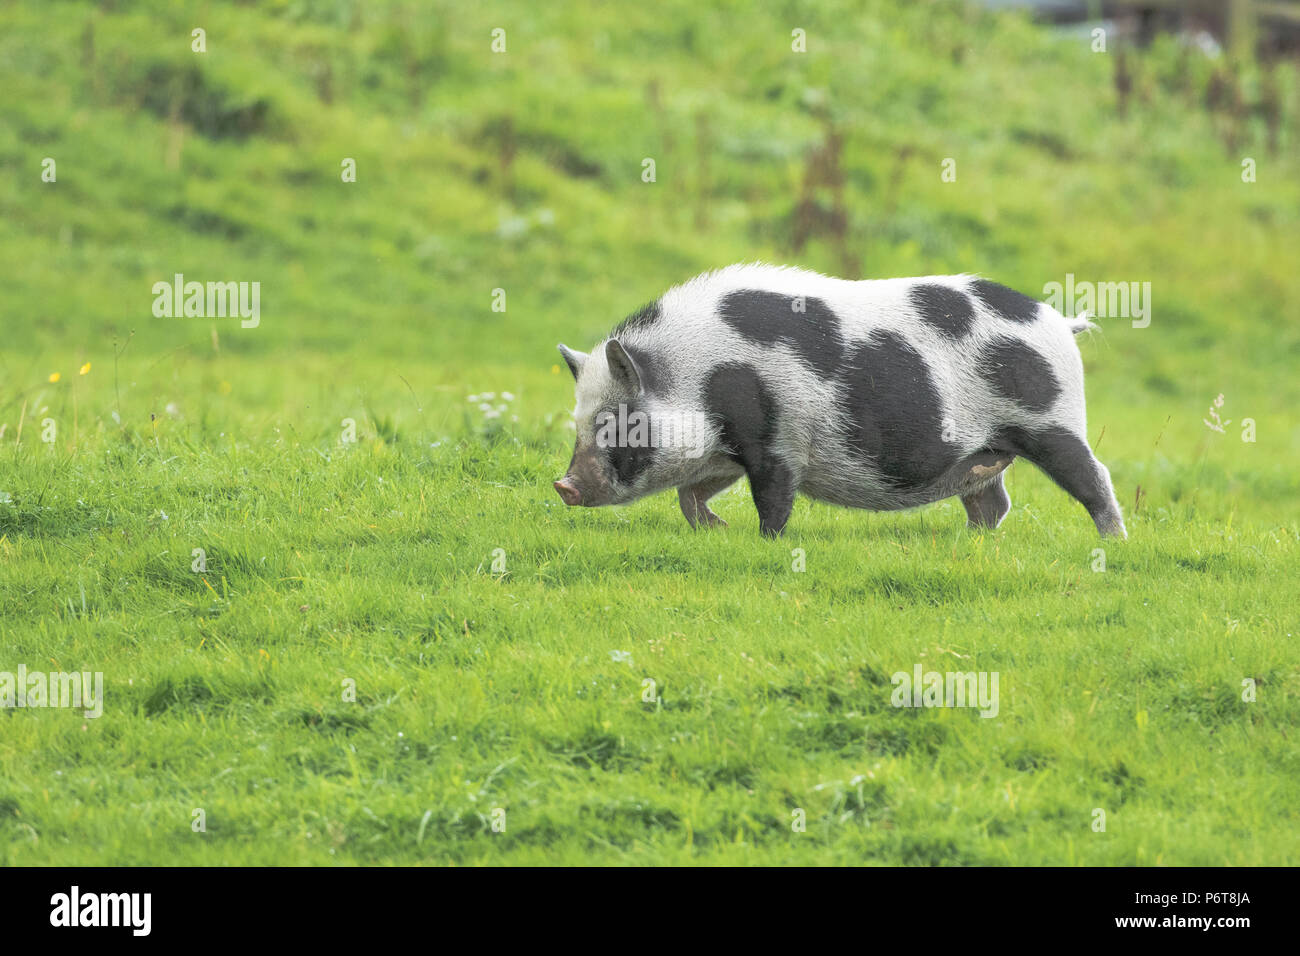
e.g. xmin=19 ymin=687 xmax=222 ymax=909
xmin=998 ymin=426 xmax=1127 ymax=538
xmin=961 ymin=472 xmax=1011 ymax=529
xmin=944 ymin=449 xmax=1013 ymax=529
xmin=679 ymin=474 xmax=739 ymax=529
xmin=746 ymin=460 xmax=797 ymax=538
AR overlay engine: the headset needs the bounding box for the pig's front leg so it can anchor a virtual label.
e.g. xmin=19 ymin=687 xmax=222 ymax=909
xmin=678 ymin=475 xmax=738 ymax=528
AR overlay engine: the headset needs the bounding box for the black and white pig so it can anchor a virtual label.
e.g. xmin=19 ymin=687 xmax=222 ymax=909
xmin=554 ymin=263 xmax=1126 ymax=539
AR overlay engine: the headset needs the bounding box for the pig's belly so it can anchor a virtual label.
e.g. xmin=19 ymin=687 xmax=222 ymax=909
xmin=798 ymin=449 xmax=1015 ymax=511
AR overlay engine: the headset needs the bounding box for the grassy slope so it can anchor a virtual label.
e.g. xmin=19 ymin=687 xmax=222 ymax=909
xmin=0 ymin=0 xmax=1297 ymax=864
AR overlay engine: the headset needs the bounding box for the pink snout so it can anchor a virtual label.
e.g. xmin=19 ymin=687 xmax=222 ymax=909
xmin=554 ymin=478 xmax=582 ymax=506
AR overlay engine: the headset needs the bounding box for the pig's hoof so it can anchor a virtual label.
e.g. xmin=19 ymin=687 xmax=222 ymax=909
xmin=680 ymin=486 xmax=731 ymax=528
xmin=1094 ymin=507 xmax=1128 ymax=539
xmin=689 ymin=508 xmax=727 ymax=529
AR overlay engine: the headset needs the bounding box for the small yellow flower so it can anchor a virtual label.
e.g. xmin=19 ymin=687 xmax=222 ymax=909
xmin=79 ymin=362 xmax=91 ymax=375
xmin=48 ymin=372 xmax=61 ymax=383
xmin=551 ymin=364 xmax=560 ymax=374
xmin=218 ymin=380 xmax=233 ymax=395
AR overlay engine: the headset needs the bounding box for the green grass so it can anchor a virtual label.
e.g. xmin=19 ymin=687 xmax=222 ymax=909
xmin=1 ymin=0 xmax=1298 ymax=865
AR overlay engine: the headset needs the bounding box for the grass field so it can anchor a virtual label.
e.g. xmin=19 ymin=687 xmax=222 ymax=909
xmin=1 ymin=0 xmax=1298 ymax=865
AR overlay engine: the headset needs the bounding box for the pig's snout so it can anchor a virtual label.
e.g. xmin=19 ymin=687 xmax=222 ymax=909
xmin=554 ymin=478 xmax=582 ymax=506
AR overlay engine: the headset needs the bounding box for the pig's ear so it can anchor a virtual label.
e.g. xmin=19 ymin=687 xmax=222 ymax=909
xmin=557 ymin=344 xmax=588 ymax=381
xmin=605 ymin=339 xmax=643 ymax=394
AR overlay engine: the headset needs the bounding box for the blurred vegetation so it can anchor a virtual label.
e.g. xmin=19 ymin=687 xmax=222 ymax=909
xmin=2 ymin=2 xmax=1297 ymax=398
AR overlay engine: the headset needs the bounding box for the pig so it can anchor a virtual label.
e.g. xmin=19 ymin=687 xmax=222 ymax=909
xmin=555 ymin=263 xmax=1125 ymax=539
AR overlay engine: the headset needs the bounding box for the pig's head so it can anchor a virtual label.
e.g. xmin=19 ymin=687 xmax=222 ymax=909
xmin=554 ymin=338 xmax=704 ymax=508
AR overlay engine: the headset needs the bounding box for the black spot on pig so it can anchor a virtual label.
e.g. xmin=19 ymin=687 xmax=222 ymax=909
xmin=617 ymin=340 xmax=670 ymax=395
xmin=703 ymin=363 xmax=779 ymax=468
xmin=612 ymin=300 xmax=662 ymax=337
xmin=718 ymin=290 xmax=844 ymax=376
xmin=978 ymin=337 xmax=1061 ymax=412
xmin=910 ymin=284 xmax=975 ymax=338
xmin=597 ymin=402 xmax=658 ymax=484
xmin=970 ymin=280 xmax=1041 ymax=324
xmin=703 ymin=363 xmax=797 ymax=536
xmin=839 ymin=330 xmax=955 ymax=487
